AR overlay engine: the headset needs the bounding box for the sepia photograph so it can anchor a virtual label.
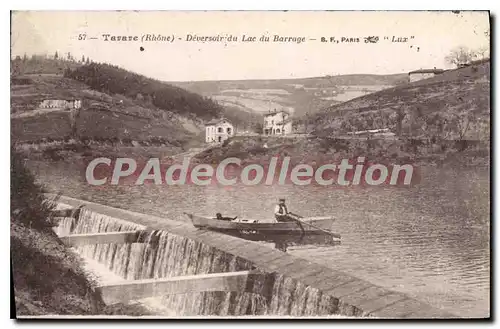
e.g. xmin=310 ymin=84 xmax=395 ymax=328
xmin=9 ymin=10 xmax=490 ymax=319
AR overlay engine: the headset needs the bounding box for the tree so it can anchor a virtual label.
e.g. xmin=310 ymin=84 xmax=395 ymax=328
xmin=86 ymin=57 xmax=90 ymax=65
xmin=81 ymin=55 xmax=85 ymax=63
xmin=22 ymin=53 xmax=27 ymax=61
xmin=67 ymin=52 xmax=72 ymax=61
xmin=445 ymin=46 xmax=474 ymax=67
xmin=54 ymin=51 xmax=58 ymax=60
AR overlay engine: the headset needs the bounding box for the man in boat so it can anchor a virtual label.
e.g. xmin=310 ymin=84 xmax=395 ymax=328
xmin=215 ymin=213 xmax=235 ymax=221
xmin=274 ymin=198 xmax=296 ymax=222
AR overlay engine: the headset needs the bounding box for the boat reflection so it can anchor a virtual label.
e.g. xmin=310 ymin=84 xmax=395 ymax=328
xmin=220 ymin=230 xmax=341 ymax=252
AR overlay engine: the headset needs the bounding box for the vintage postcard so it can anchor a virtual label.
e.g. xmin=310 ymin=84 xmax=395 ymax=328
xmin=10 ymin=11 xmax=490 ymax=319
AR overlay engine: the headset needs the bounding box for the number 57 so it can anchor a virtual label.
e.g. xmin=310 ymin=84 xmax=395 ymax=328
xmin=78 ymin=34 xmax=87 ymax=41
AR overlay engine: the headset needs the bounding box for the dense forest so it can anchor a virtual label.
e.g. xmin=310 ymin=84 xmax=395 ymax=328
xmin=64 ymin=63 xmax=223 ymax=119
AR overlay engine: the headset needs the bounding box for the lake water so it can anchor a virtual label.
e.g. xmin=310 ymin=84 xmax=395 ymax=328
xmin=28 ymin=159 xmax=490 ymax=317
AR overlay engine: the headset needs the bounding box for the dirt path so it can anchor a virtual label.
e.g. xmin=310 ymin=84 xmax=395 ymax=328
xmin=169 ymin=145 xmax=213 ymax=162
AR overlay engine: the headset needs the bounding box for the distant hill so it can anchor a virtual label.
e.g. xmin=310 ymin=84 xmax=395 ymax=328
xmin=308 ymin=61 xmax=490 ymax=141
xmin=172 ymin=74 xmax=408 ymax=92
xmin=171 ymin=73 xmax=408 ymax=118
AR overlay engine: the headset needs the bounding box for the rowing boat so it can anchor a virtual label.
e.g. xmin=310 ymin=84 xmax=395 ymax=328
xmin=184 ymin=213 xmax=341 ymax=239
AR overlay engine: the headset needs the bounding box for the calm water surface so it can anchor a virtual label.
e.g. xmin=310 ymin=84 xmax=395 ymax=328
xmin=29 ymin=160 xmax=490 ymax=317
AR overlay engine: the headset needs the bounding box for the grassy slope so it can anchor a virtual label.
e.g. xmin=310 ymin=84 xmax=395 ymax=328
xmin=310 ymin=62 xmax=490 ymax=140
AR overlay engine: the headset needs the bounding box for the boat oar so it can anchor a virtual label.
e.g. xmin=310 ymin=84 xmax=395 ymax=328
xmin=288 ymin=212 xmax=335 ymax=236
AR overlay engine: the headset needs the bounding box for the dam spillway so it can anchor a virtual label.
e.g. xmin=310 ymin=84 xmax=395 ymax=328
xmin=53 ymin=195 xmax=456 ymax=318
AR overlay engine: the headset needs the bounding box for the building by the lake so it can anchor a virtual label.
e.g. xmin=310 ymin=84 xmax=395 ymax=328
xmin=263 ymin=110 xmax=293 ymax=136
xmin=205 ymin=117 xmax=234 ymax=143
xmin=408 ymin=68 xmax=445 ymax=83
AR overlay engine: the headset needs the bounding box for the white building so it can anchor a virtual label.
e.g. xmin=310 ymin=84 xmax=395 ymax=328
xmin=205 ymin=118 xmax=234 ymax=143
xmin=39 ymin=99 xmax=82 ymax=109
xmin=408 ymin=69 xmax=445 ymax=83
xmin=263 ymin=110 xmax=293 ymax=136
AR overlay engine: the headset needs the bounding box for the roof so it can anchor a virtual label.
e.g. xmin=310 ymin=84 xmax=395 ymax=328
xmin=264 ymin=110 xmax=289 ymax=117
xmin=408 ymin=69 xmax=446 ymax=75
xmin=205 ymin=118 xmax=232 ymax=126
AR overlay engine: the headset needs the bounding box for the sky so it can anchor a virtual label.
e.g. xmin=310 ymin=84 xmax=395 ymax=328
xmin=11 ymin=11 xmax=490 ymax=81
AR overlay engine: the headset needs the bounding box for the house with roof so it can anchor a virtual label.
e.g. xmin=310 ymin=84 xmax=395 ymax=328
xmin=263 ymin=110 xmax=293 ymax=136
xmin=205 ymin=117 xmax=234 ymax=143
xmin=408 ymin=68 xmax=446 ymax=83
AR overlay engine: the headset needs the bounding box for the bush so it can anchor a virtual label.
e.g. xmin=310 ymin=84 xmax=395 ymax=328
xmin=11 ymin=147 xmax=56 ymax=230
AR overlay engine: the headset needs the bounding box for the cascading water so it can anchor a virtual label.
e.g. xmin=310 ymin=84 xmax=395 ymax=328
xmin=59 ymin=207 xmax=348 ymax=317
xmin=63 ymin=208 xmax=270 ymax=315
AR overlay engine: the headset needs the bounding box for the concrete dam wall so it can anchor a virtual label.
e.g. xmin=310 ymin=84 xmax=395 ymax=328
xmin=54 ymin=195 xmax=455 ymax=318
